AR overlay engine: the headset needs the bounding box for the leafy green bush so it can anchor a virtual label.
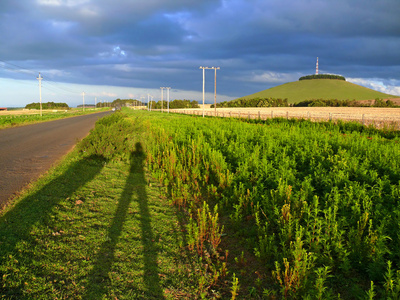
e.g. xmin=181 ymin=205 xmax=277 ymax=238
xmin=77 ymin=112 xmax=136 ymax=159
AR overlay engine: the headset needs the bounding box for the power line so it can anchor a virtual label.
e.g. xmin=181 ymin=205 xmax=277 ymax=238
xmin=0 ymin=60 xmax=37 ymax=76
xmin=0 ymin=59 xmax=81 ymax=95
xmin=42 ymin=79 xmax=80 ymax=95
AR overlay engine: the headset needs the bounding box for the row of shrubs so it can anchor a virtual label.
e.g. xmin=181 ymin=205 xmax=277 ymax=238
xmin=210 ymin=98 xmax=398 ymax=108
xmin=151 ymin=99 xmax=200 ymax=109
xmin=110 ymin=98 xmax=200 ymax=109
xmin=299 ymin=74 xmax=346 ymax=81
xmin=212 ymin=97 xmax=289 ymax=108
xmin=25 ymin=102 xmax=70 ymax=109
xmin=294 ymin=98 xmax=398 ymax=107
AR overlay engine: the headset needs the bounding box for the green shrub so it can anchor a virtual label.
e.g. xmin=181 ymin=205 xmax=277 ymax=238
xmin=77 ymin=112 xmax=136 ymax=159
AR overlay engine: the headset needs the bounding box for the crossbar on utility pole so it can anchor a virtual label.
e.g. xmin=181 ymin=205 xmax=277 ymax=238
xmin=36 ymin=73 xmax=43 ymax=117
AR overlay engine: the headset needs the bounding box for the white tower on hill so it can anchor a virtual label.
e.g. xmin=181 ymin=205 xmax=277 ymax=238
xmin=316 ymin=57 xmax=319 ymax=75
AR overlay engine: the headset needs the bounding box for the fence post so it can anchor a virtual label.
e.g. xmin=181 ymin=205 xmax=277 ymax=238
xmin=229 ymin=111 xmax=231 ymax=118
xmin=362 ymin=114 xmax=365 ymax=126
xmin=258 ymin=111 xmax=261 ymax=119
xmin=329 ymin=113 xmax=332 ymax=121
xmin=248 ymin=112 xmax=250 ymax=120
xmin=307 ymin=111 xmax=310 ymax=119
xmin=271 ymin=111 xmax=274 ymax=119
xmin=286 ymin=111 xmax=289 ymax=120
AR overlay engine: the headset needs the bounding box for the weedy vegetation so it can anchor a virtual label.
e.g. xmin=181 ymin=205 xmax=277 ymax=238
xmin=1 ymin=108 xmax=400 ymax=299
xmin=143 ymin=109 xmax=400 ymax=298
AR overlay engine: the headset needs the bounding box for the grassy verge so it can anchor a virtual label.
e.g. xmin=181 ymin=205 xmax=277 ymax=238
xmin=0 ymin=113 xmax=202 ymax=299
xmin=0 ymin=108 xmax=110 ymax=129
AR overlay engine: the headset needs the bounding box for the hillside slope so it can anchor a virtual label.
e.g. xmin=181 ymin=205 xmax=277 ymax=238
xmin=241 ymin=79 xmax=399 ymax=104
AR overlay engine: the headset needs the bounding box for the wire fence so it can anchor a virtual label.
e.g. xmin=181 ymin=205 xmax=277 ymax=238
xmin=168 ymin=108 xmax=400 ymax=130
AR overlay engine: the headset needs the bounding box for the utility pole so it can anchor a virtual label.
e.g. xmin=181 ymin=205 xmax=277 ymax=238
xmin=199 ymin=67 xmax=220 ymax=117
xmin=147 ymin=94 xmax=153 ymax=111
xmin=160 ymin=87 xmax=165 ymax=112
xmin=213 ymin=67 xmax=220 ymax=116
xmin=199 ymin=67 xmax=206 ymax=117
xmin=148 ymin=94 xmax=154 ymax=111
xmin=140 ymin=96 xmax=145 ymax=109
xmin=82 ymin=92 xmax=85 ymax=111
xmin=36 ymin=72 xmax=43 ymax=117
xmin=165 ymin=87 xmax=171 ymax=113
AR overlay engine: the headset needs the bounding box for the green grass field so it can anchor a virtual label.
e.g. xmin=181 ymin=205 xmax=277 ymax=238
xmin=240 ymin=79 xmax=399 ymax=103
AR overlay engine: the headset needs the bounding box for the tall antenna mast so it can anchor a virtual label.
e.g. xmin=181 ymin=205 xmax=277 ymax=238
xmin=316 ymin=57 xmax=319 ymax=75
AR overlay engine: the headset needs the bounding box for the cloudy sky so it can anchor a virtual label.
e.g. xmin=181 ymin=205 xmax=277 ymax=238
xmin=0 ymin=0 xmax=399 ymax=107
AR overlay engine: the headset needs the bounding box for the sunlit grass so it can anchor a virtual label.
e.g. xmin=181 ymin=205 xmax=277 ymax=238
xmin=0 ymin=148 xmax=201 ymax=299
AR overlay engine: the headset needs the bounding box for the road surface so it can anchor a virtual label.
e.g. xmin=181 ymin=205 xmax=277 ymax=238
xmin=0 ymin=111 xmax=111 ymax=208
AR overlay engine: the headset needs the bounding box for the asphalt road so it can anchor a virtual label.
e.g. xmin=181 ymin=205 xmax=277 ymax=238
xmin=0 ymin=111 xmax=111 ymax=208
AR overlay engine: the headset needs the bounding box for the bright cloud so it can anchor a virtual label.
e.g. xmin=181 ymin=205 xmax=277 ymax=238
xmin=246 ymin=71 xmax=301 ymax=84
xmin=347 ymin=78 xmax=400 ymax=96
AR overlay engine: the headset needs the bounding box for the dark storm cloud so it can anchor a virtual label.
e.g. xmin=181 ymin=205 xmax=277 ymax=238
xmin=0 ymin=0 xmax=399 ymax=104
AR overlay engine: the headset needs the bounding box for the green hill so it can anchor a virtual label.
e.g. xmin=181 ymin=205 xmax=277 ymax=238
xmin=240 ymin=79 xmax=399 ymax=104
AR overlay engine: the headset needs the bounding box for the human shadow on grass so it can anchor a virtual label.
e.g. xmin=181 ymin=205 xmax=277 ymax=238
xmin=84 ymin=142 xmax=164 ymax=299
xmin=0 ymin=155 xmax=105 ymax=298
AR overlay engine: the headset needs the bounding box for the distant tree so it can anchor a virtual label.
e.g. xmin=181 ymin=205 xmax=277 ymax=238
xmin=373 ymin=98 xmax=397 ymax=107
xmin=110 ymin=99 xmax=139 ymax=108
xmin=25 ymin=102 xmax=70 ymax=109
